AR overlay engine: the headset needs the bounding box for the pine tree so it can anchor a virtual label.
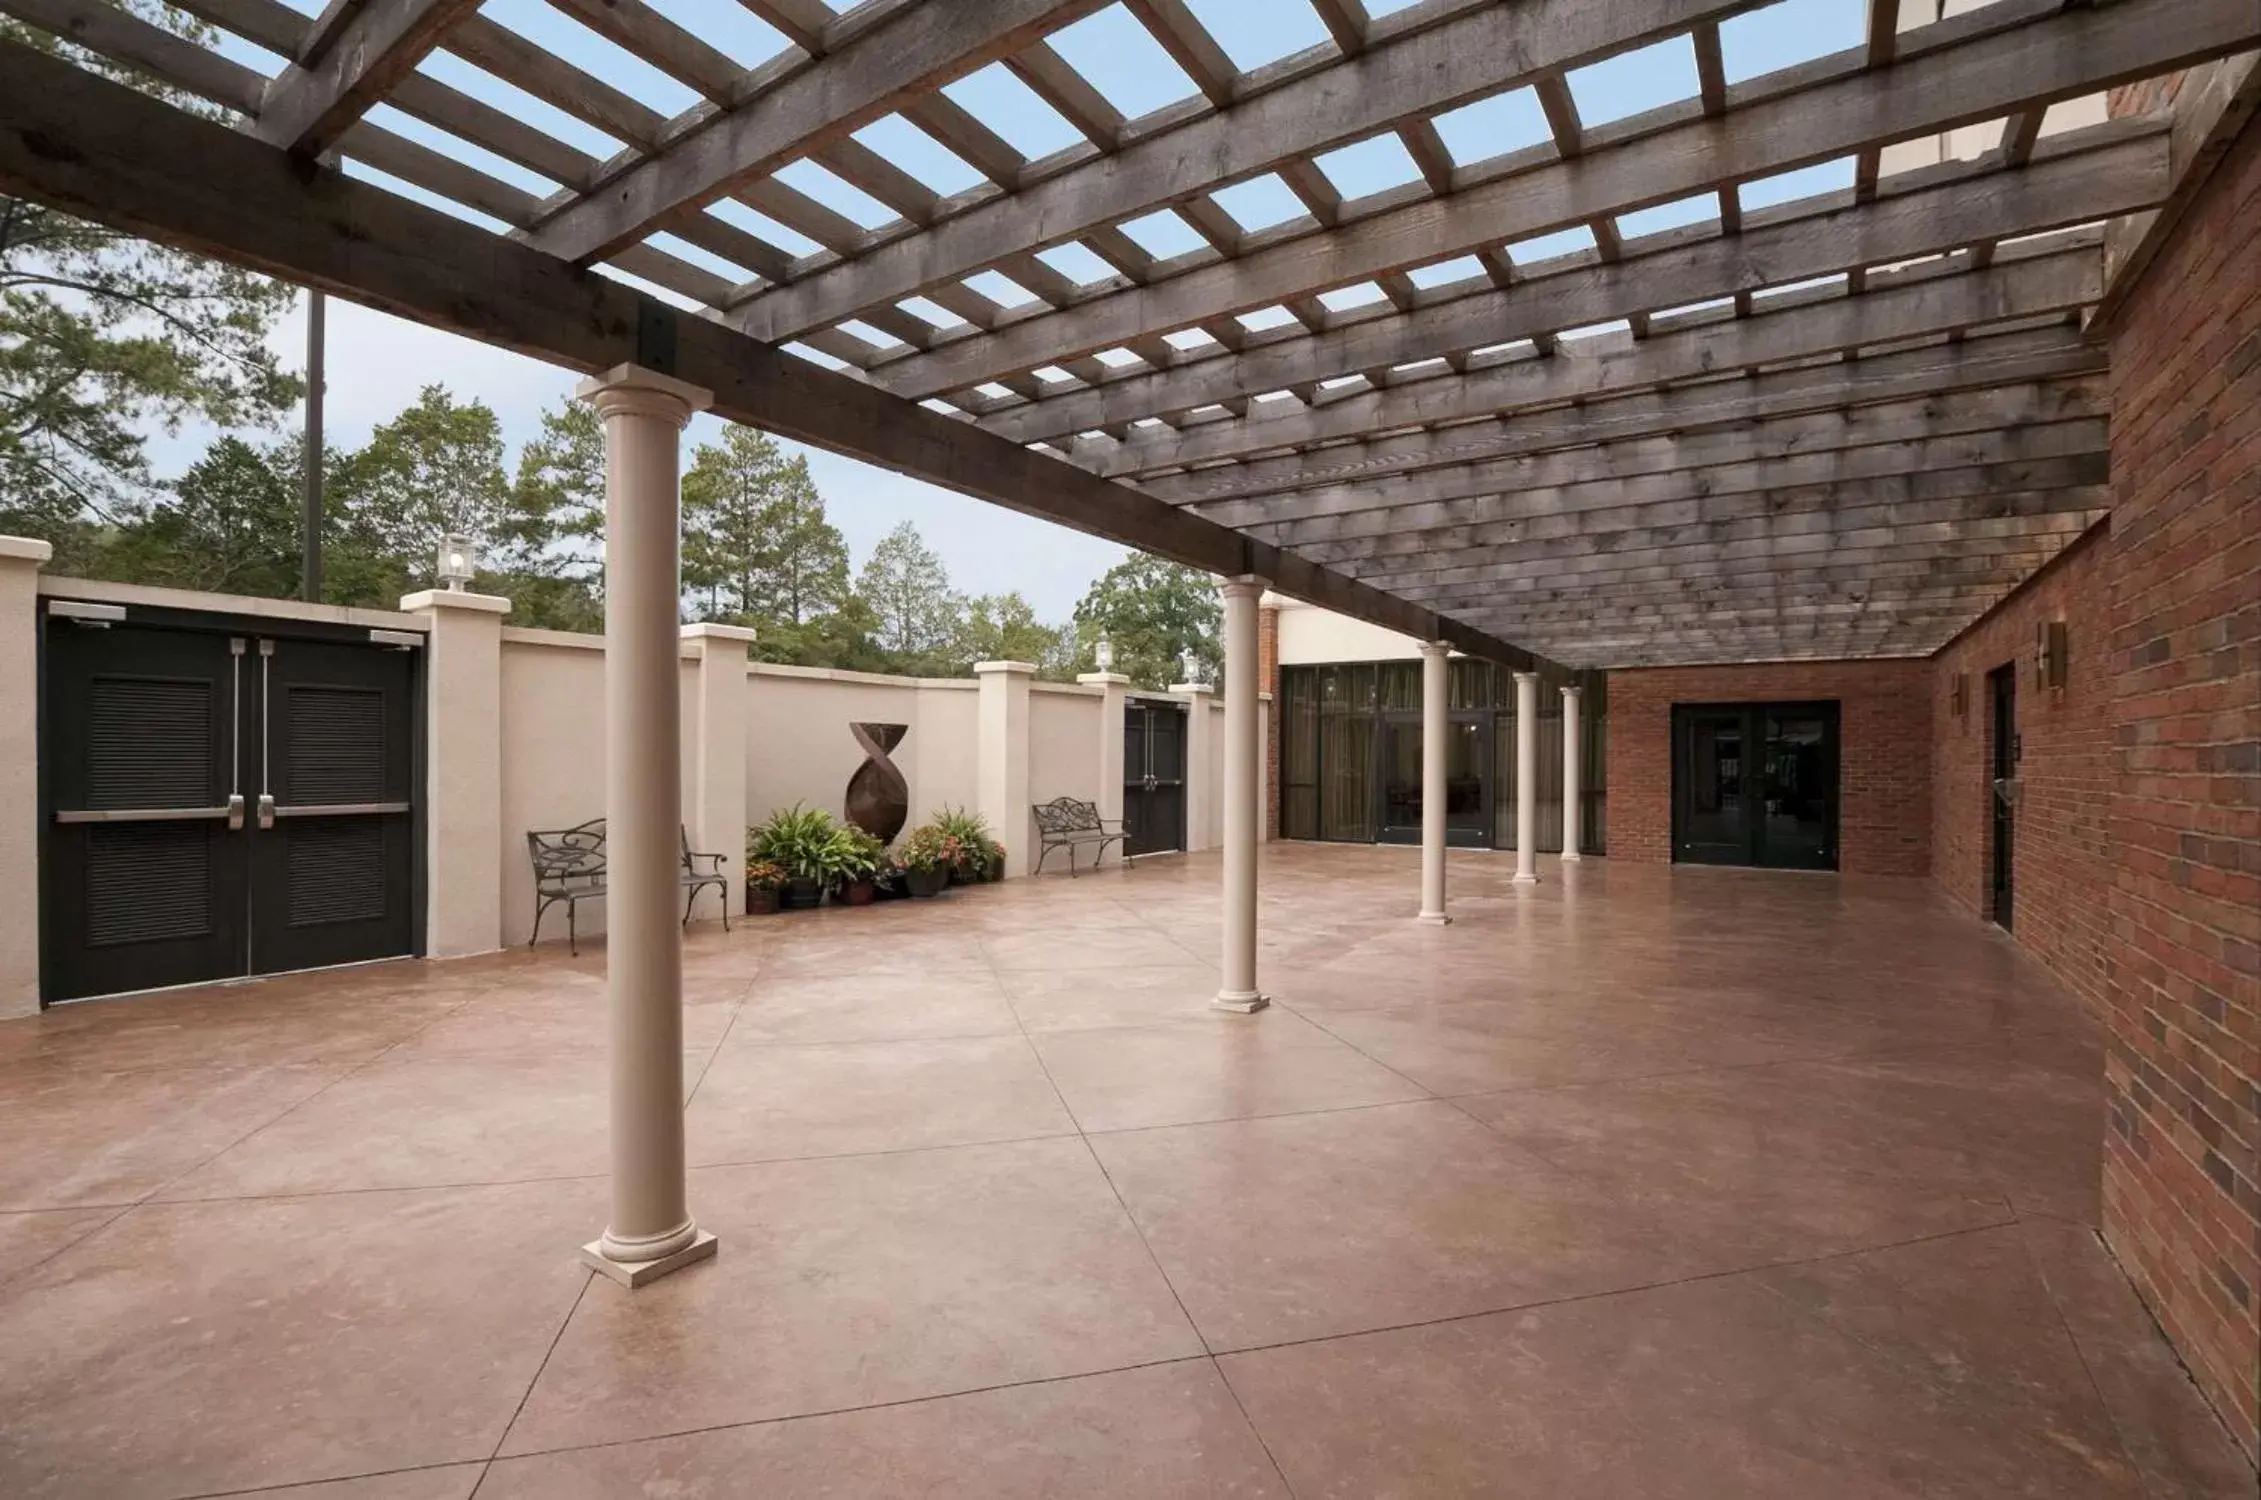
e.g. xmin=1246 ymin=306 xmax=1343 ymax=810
xmin=856 ymin=520 xmax=961 ymax=666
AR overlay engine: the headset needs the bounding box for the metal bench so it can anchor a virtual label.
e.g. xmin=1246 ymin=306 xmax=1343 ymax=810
xmin=1031 ymin=796 xmax=1126 ymax=876
xmin=527 ymin=819 xmax=729 ymax=955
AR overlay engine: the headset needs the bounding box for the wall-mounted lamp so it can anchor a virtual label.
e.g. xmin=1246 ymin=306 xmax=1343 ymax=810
xmin=437 ymin=534 xmax=477 ymax=593
xmin=1951 ymin=672 xmax=1969 ymax=719
xmin=2034 ymin=620 xmax=2068 ymax=691
xmin=1094 ymin=635 xmax=1114 ymax=672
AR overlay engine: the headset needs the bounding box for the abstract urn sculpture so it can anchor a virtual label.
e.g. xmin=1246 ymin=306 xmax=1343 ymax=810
xmin=845 ymin=723 xmax=910 ymax=844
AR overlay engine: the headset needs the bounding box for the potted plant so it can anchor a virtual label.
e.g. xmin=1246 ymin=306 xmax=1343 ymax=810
xmin=832 ymin=827 xmax=886 ymax=907
xmin=898 ymin=824 xmax=958 ymax=898
xmin=743 ymin=857 xmax=787 ymax=916
xmin=931 ymin=807 xmax=999 ymax=885
xmin=749 ymin=804 xmax=838 ymax=910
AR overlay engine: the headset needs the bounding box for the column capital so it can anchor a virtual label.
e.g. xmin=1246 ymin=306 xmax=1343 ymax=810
xmin=1217 ymin=574 xmax=1270 ymax=602
xmin=576 ymin=363 xmax=713 ymax=428
xmin=1560 ymin=683 xmax=1583 ymax=701
xmin=1512 ymin=669 xmax=1541 ymax=684
xmin=0 ymin=535 xmax=53 ymax=566
xmin=1076 ymin=671 xmax=1132 ymax=687
xmin=400 ymin=588 xmax=511 ymax=615
xmin=1420 ymin=639 xmax=1452 ymax=659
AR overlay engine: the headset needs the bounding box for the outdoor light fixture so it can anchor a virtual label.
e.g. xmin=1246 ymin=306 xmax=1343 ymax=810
xmin=1094 ymin=635 xmax=1115 ymax=672
xmin=1180 ymin=647 xmax=1200 ymax=684
xmin=2034 ymin=620 xmax=2069 ymax=691
xmin=437 ymin=534 xmax=477 ymax=592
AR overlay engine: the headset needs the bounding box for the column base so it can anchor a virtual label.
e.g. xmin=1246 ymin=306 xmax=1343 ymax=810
xmin=1561 ymin=851 xmax=1583 ymax=863
xmin=1416 ymin=911 xmax=1452 ymax=926
xmin=1511 ymin=872 xmax=1539 ymax=886
xmin=1213 ymin=990 xmax=1270 ymax=1014
xmin=580 ymin=1229 xmax=718 ymax=1289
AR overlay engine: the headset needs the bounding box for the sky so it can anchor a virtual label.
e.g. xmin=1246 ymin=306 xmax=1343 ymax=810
xmin=156 ymin=0 xmax=1871 ymax=621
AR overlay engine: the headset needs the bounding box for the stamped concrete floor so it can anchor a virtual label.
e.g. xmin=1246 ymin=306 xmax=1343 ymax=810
xmin=0 ymin=845 xmax=2251 ymax=1498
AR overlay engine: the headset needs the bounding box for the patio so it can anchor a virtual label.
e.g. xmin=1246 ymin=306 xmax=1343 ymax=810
xmin=0 ymin=844 xmax=2247 ymax=1498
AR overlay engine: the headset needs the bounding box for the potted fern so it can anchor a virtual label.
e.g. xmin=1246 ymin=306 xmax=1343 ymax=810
xmin=833 ymin=827 xmax=887 ymax=907
xmin=749 ymin=804 xmax=839 ymax=910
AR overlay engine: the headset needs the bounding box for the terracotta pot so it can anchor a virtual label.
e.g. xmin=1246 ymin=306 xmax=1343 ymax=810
xmin=904 ymin=865 xmax=950 ymax=898
xmin=840 ymin=880 xmax=877 ymax=907
xmin=745 ymin=885 xmax=782 ymax=916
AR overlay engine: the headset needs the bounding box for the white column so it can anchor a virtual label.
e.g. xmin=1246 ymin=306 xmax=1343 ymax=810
xmin=1172 ymin=680 xmax=1216 ymax=852
xmin=683 ymin=623 xmax=757 ymax=916
xmin=400 ymin=587 xmax=510 ymax=957
xmin=1079 ymin=669 xmax=1131 ymax=868
xmin=577 ymin=364 xmax=715 ymax=1290
xmin=1513 ymin=670 xmax=1540 ymax=885
xmin=976 ymin=660 xmax=1034 ymax=877
xmin=1560 ymin=685 xmax=1584 ymax=863
xmin=1216 ymin=576 xmax=1268 ymax=1012
xmin=0 ymin=537 xmax=50 ymax=1018
xmin=1417 ymin=641 xmax=1451 ymax=925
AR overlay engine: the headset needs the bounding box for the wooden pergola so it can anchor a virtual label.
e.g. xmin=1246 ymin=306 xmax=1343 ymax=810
xmin=2 ymin=0 xmax=2257 ymax=672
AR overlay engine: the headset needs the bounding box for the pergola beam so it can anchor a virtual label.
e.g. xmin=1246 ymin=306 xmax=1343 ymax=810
xmin=1092 ymin=246 xmax=2101 ymax=477
xmin=1135 ymin=324 xmax=2105 ymax=504
xmin=0 ymin=37 xmax=1554 ymax=675
xmin=254 ymin=0 xmax=481 ymax=156
xmin=733 ymin=0 xmax=1766 ymax=344
xmin=974 ymin=124 xmax=2163 ymax=445
xmin=526 ymin=0 xmax=1109 ymax=265
xmin=872 ymin=0 xmax=2258 ymax=399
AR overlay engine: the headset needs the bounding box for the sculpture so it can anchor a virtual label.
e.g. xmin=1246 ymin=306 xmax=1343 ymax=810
xmin=845 ymin=722 xmax=910 ymax=844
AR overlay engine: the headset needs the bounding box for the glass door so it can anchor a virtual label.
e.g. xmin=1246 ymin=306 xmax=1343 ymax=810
xmin=1673 ymin=706 xmax=1751 ymax=865
xmin=1671 ymin=702 xmax=1839 ymax=869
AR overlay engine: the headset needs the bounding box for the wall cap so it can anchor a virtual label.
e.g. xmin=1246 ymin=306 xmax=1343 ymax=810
xmin=974 ymin=660 xmax=1036 ymax=676
xmin=0 ymin=535 xmax=54 ymax=564
xmin=1168 ymin=681 xmax=1216 ymax=696
xmin=1076 ymin=672 xmax=1132 ymax=687
xmin=401 ymin=589 xmax=511 ymax=615
xmin=41 ymin=575 xmax=423 ymax=630
xmin=681 ymin=622 xmax=759 ymax=644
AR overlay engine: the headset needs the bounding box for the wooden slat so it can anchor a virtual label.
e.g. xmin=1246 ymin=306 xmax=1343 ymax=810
xmin=1123 ymin=0 xmax=1238 ymax=109
xmin=0 ymin=35 xmax=1558 ymax=673
xmin=873 ymin=0 xmax=2257 ymax=398
xmin=736 ymin=0 xmax=1765 ymax=343
xmin=528 ymin=0 xmax=1108 ymax=264
xmin=255 ymin=0 xmax=481 ymax=155
xmin=543 ymin=0 xmax=745 ymax=102
xmin=0 ymin=0 xmax=265 ymax=115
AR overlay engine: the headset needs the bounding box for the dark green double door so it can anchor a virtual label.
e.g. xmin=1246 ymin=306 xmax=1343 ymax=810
xmin=40 ymin=607 xmax=420 ymax=1003
xmin=1671 ymin=702 xmax=1839 ymax=870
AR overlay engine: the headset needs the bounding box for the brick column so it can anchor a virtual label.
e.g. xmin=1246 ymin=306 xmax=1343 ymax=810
xmin=0 ymin=537 xmax=50 ymax=1017
xmin=976 ymin=660 xmax=1034 ymax=877
xmin=400 ymin=587 xmax=510 ymax=958
xmin=682 ymin=623 xmax=757 ymax=918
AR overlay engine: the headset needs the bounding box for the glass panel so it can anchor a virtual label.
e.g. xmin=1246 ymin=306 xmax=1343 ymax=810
xmin=1319 ymin=663 xmax=1375 ymax=713
xmin=1762 ymin=711 xmax=1830 ymax=866
xmin=1492 ymin=709 xmax=1516 ymax=847
xmin=1281 ymin=669 xmax=1319 ymax=840
xmin=1448 ymin=659 xmax=1494 ymax=711
xmin=1446 ymin=719 xmax=1485 ymax=834
xmin=1380 ymin=721 xmax=1422 ymax=832
xmin=1377 ymin=661 xmax=1420 ymax=712
xmin=1684 ymin=712 xmax=1746 ymax=851
xmin=1319 ymin=713 xmax=1374 ymax=841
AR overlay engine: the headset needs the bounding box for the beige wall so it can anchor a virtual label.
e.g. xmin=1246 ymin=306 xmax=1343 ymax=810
xmin=744 ymin=666 xmax=922 ymax=828
xmin=497 ymin=632 xmax=615 ymax=946
xmin=0 ymin=541 xmax=49 ymax=1017
xmin=912 ymin=683 xmax=980 ymax=822
xmin=1029 ymin=685 xmax=1103 ymax=809
xmin=1271 ymin=595 xmax=1425 ymax=665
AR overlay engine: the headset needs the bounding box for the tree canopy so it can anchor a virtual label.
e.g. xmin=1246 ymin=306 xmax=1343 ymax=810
xmin=1071 ymin=555 xmax=1225 ymax=690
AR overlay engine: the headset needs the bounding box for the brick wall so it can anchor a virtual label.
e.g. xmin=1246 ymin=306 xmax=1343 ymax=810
xmin=1929 ymin=525 xmax=2117 ymax=1018
xmin=1259 ymin=601 xmax=1280 ymax=841
xmin=2097 ymin=110 xmax=2261 ymax=1462
xmin=1605 ymin=660 xmax=1933 ymax=875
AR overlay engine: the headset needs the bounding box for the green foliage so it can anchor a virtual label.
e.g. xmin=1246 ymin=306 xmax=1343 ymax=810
xmin=333 ymin=384 xmax=509 ymax=594
xmin=955 ymin=591 xmax=1076 ymax=679
xmin=925 ymin=806 xmax=1005 ymax=875
xmin=682 ymin=427 xmax=849 ymax=627
xmin=1071 ymin=555 xmax=1223 ymax=690
xmin=0 ymin=8 xmax=299 ymax=539
xmin=747 ymin=804 xmax=841 ymax=887
xmin=898 ymin=823 xmax=965 ymax=874
xmin=858 ymin=520 xmax=960 ymax=660
xmin=508 ymin=400 xmax=605 ymax=586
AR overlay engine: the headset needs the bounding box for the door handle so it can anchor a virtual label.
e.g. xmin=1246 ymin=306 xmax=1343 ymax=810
xmin=56 ymin=806 xmax=237 ymax=824
xmin=269 ymin=801 xmax=411 ymax=818
xmin=258 ymin=793 xmax=275 ymax=830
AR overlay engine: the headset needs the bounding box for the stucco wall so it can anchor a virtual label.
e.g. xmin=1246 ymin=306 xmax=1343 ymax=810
xmin=744 ymin=666 xmax=922 ymax=829
xmin=911 ymin=683 xmax=980 ymax=823
xmin=498 ymin=633 xmax=612 ymax=946
xmin=1272 ymin=596 xmax=1424 ymax=665
xmin=1029 ymin=685 xmax=1103 ymax=812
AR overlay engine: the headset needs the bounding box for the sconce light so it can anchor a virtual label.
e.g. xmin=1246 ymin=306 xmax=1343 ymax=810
xmin=2034 ymin=620 xmax=2068 ymax=691
xmin=1951 ymin=672 xmax=1968 ymax=719
xmin=437 ymin=534 xmax=477 ymax=592
xmin=1180 ymin=647 xmax=1200 ymax=684
xmin=1094 ymin=635 xmax=1115 ymax=672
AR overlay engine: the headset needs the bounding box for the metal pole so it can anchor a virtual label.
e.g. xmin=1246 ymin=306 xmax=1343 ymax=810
xmin=300 ymin=290 xmax=325 ymax=603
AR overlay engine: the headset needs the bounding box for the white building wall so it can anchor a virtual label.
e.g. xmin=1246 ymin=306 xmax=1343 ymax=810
xmin=1271 ymin=594 xmax=1425 ymax=665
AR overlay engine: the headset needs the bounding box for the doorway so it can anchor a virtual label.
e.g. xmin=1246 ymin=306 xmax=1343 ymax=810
xmin=1122 ymin=696 xmax=1187 ymax=857
xmin=40 ymin=605 xmax=421 ymax=1003
xmin=1671 ymin=702 xmax=1839 ymax=870
xmin=1989 ymin=664 xmax=2017 ymax=930
xmin=1378 ymin=715 xmax=1491 ymax=846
